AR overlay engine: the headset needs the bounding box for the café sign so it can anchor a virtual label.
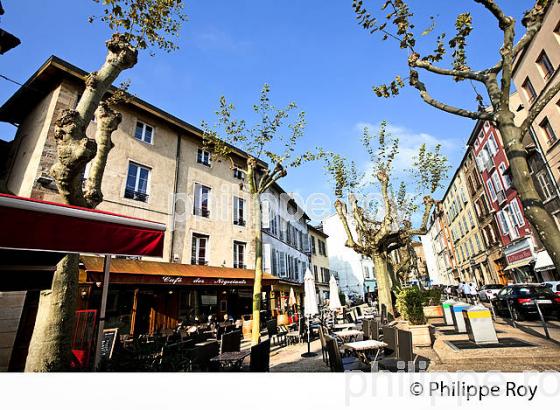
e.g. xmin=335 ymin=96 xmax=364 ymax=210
xmin=192 ymin=278 xmax=248 ymax=286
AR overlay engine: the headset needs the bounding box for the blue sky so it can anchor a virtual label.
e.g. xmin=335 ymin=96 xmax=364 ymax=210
xmin=0 ymin=0 xmax=535 ymax=223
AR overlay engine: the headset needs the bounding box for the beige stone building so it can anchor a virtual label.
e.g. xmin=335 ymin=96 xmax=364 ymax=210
xmin=512 ymin=3 xmax=560 ymax=185
xmin=1 ymin=56 xmax=257 ymax=269
xmin=308 ymin=224 xmax=331 ymax=304
xmin=442 ymin=163 xmax=489 ymax=286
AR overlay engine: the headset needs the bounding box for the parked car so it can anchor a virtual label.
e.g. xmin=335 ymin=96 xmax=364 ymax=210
xmin=491 ymin=284 xmax=560 ymax=321
xmin=542 ymin=281 xmax=560 ymax=296
xmin=478 ymin=284 xmax=504 ymax=301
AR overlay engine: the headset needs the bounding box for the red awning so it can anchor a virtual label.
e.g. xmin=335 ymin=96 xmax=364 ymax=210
xmin=0 ymin=194 xmax=165 ymax=257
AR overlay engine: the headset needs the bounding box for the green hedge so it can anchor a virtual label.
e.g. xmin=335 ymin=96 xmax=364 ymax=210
xmin=396 ymin=287 xmax=427 ymax=325
xmin=421 ymin=288 xmax=443 ymax=307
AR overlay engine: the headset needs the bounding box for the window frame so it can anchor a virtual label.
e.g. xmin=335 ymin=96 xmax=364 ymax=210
xmin=124 ymin=161 xmax=151 ymax=202
xmin=134 ymin=121 xmax=154 ymax=144
xmin=196 ymin=148 xmax=212 ymax=167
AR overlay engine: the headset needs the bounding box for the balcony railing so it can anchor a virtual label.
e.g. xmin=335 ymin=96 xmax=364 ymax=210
xmin=193 ymin=207 xmax=210 ymax=218
xmin=234 ymin=218 xmax=246 ymax=227
xmin=124 ymin=188 xmax=149 ymax=202
xmin=191 ymin=257 xmax=208 ymax=266
xmin=234 ymin=263 xmax=246 ymax=269
xmin=484 ymin=160 xmax=494 ymax=173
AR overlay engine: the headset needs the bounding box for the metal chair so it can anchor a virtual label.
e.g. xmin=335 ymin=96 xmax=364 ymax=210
xmin=249 ymin=339 xmax=271 ymax=372
xmin=221 ymin=330 xmax=241 ymax=354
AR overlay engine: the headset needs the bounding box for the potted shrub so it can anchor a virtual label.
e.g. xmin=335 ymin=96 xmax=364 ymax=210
xmin=396 ymin=287 xmax=433 ymax=347
xmin=421 ymin=288 xmax=444 ymax=319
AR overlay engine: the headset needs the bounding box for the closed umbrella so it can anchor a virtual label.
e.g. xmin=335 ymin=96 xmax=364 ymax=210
xmin=288 ymin=287 xmax=297 ymax=307
xmin=302 ymin=268 xmax=318 ymax=357
xmin=328 ymin=275 xmax=342 ymax=311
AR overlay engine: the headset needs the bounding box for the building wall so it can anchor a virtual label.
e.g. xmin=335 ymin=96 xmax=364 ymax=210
xmin=4 ymin=77 xmax=261 ymax=268
xmin=512 ymin=3 xmax=560 ymax=183
xmin=420 ymin=234 xmax=444 ymax=285
xmin=442 ymin=167 xmax=487 ymax=285
xmin=261 ymin=186 xmax=310 ymax=284
xmin=309 ymin=226 xmax=331 ymax=302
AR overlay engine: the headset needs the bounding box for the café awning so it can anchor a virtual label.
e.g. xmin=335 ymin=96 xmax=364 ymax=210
xmin=534 ymin=250 xmax=555 ymax=272
xmin=81 ymin=256 xmax=279 ymax=286
xmin=0 ymin=194 xmax=165 ymax=257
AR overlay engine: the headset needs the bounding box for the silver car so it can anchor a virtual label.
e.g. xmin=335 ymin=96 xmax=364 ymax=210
xmin=542 ymin=281 xmax=560 ymax=296
xmin=478 ymin=284 xmax=504 ymax=301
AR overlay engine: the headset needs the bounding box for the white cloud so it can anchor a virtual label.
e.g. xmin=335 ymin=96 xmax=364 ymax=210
xmin=355 ymin=121 xmax=460 ymax=181
xmin=193 ymin=27 xmax=252 ymax=53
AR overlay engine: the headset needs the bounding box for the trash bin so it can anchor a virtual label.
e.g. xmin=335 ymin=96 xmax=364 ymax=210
xmin=442 ymin=299 xmax=456 ymax=325
xmin=451 ymin=302 xmax=471 ymax=333
xmin=463 ymin=305 xmax=498 ymax=345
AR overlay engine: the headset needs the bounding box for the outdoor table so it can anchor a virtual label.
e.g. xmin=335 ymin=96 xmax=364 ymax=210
xmin=333 ymin=329 xmax=363 ymax=342
xmin=332 ymin=323 xmax=356 ymax=330
xmin=344 ymin=340 xmax=387 ymax=365
xmin=195 ymin=340 xmax=218 ymax=347
xmin=210 ymin=350 xmax=251 ymax=370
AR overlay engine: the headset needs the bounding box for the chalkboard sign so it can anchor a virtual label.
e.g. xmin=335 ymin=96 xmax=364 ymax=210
xmin=99 ymin=328 xmax=119 ymax=360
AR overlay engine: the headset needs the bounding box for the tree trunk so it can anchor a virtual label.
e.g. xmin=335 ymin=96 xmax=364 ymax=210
xmin=83 ymin=102 xmax=122 ymax=208
xmin=497 ymin=118 xmax=560 ymax=272
xmin=250 ymin=192 xmax=263 ymax=346
xmin=25 ymin=34 xmax=137 ymax=372
xmin=372 ymin=252 xmax=395 ymax=317
xmin=25 ymin=254 xmax=79 ymax=371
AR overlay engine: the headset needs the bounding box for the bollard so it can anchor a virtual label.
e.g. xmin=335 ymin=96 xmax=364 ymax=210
xmin=463 ymin=305 xmax=498 ymax=344
xmin=451 ymin=302 xmax=471 ymax=333
xmin=442 ymin=299 xmax=456 ymax=326
xmin=534 ymin=301 xmax=551 ymax=340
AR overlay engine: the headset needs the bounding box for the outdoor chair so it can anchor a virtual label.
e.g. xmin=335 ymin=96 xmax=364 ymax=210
xmin=378 ymin=329 xmax=417 ymax=372
xmin=325 ymin=335 xmax=364 ymax=372
xmin=369 ymin=320 xmax=380 ymax=341
xmin=221 ymin=330 xmax=242 ymax=354
xmin=266 ymin=320 xmax=286 ymax=347
xmin=318 ymin=325 xmax=329 ymax=365
xmin=191 ymin=340 xmax=219 ymax=371
xmin=249 ymin=339 xmax=271 ymax=372
xmin=381 ymin=326 xmax=397 ymax=358
xmin=362 ymin=320 xmax=370 ymax=341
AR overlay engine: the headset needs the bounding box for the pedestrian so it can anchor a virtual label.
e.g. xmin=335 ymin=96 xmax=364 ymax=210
xmin=458 ymin=282 xmax=465 ymax=301
xmin=469 ymin=283 xmax=479 ymax=304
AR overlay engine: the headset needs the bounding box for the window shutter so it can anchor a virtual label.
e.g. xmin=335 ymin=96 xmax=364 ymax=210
xmin=261 ymin=200 xmax=270 ymax=229
xmin=233 ymin=197 xmax=239 ymax=223
xmin=263 ymin=243 xmax=272 ymax=272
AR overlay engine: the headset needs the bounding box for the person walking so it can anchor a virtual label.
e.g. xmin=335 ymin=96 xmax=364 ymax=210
xmin=458 ymin=281 xmax=465 ymax=301
xmin=469 ymin=283 xmax=479 ymax=304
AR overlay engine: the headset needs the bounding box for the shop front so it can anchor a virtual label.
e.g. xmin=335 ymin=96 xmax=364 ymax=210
xmin=268 ymin=280 xmax=304 ymax=323
xmin=504 ymin=238 xmax=536 ymax=283
xmin=80 ymin=256 xmax=279 ymax=336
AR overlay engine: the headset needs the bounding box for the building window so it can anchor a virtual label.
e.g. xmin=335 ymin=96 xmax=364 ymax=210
xmin=487 ymin=134 xmax=498 ymax=156
xmin=498 ymin=162 xmax=512 ymax=190
xmin=197 ymin=149 xmax=212 ymax=166
xmin=522 ymin=77 xmax=537 ymax=103
xmin=233 ymin=241 xmax=246 ymax=269
xmin=233 ymin=167 xmax=245 ymax=181
xmin=191 ymin=233 xmax=209 ymax=265
xmin=134 ymin=121 xmax=154 ymax=144
xmin=311 ymin=236 xmax=316 ymax=255
xmin=193 ymin=183 xmax=211 ymax=217
xmin=125 ymin=162 xmax=150 ymax=202
xmin=537 ymin=50 xmax=555 ymax=80
xmin=536 ymin=171 xmax=555 ymax=200
xmin=540 ymin=117 xmax=558 ymax=144
xmin=496 ymin=210 xmax=509 ymax=236
xmin=233 ymin=196 xmax=246 ymax=226
xmin=486 ymin=179 xmax=497 ymax=202
xmin=510 ymin=199 xmax=525 ymax=227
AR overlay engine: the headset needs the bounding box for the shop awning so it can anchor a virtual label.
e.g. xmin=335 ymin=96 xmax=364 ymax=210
xmin=534 ymin=250 xmax=555 ymax=272
xmin=0 ymin=194 xmax=166 ymax=257
xmin=81 ymin=256 xmax=279 ymax=286
xmin=504 ymin=258 xmax=533 ymax=271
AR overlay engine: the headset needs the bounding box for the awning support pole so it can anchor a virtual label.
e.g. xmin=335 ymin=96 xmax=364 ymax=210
xmin=93 ymin=254 xmax=111 ymax=370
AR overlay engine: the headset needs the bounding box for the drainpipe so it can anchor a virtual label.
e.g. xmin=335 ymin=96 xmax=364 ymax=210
xmin=169 ymin=133 xmax=182 ymax=263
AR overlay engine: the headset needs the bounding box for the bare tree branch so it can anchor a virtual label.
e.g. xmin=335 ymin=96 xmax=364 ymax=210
xmin=409 ymin=69 xmax=494 ymax=121
xmin=521 ymin=71 xmax=560 ymax=136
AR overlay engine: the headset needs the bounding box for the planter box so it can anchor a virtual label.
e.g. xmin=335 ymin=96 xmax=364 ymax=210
xmin=423 ymin=305 xmax=443 ymax=318
xmin=408 ymin=324 xmax=433 ymax=347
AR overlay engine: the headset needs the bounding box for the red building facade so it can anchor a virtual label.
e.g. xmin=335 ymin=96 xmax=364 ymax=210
xmin=471 ymin=120 xmax=538 ymax=283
